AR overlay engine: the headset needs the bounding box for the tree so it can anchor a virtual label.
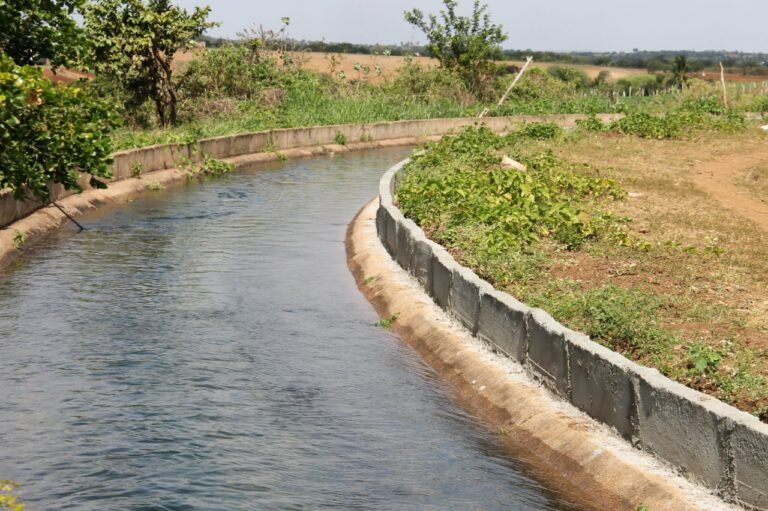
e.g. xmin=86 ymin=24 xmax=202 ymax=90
xmin=404 ymin=0 xmax=507 ymax=95
xmin=0 ymin=54 xmax=118 ymax=200
xmin=83 ymin=0 xmax=216 ymax=126
xmin=0 ymin=0 xmax=86 ymax=67
xmin=668 ymin=55 xmax=689 ymax=90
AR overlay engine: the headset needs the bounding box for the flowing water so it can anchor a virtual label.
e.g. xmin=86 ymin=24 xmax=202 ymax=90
xmin=0 ymin=148 xmax=583 ymax=510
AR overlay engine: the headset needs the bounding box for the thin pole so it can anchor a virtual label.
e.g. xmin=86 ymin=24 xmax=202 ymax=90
xmin=479 ymin=56 xmax=534 ymax=118
xmin=720 ymin=62 xmax=729 ymax=109
xmin=50 ymin=200 xmax=85 ymax=232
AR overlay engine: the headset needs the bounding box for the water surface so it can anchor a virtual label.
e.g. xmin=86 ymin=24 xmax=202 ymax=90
xmin=0 ymin=148 xmax=582 ymax=510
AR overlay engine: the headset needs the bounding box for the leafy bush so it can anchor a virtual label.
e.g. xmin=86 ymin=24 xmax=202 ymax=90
xmin=517 ymin=121 xmax=563 ymax=139
xmin=397 ymin=126 xmax=626 ymax=254
xmin=0 ymin=54 xmax=117 ymax=199
xmin=387 ymin=56 xmax=472 ymax=104
xmin=547 ymin=66 xmax=590 ymax=89
xmin=178 ymin=44 xmax=283 ymax=101
xmin=575 ymin=115 xmax=607 ymax=132
xmin=610 ymin=112 xmax=680 ymax=139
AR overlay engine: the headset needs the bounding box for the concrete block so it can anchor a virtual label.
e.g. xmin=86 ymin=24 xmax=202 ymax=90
xmin=448 ymin=266 xmax=486 ymax=335
xmin=376 ymin=205 xmax=387 ymax=245
xmin=636 ymin=369 xmax=730 ymax=489
xmin=568 ymin=336 xmax=635 ymax=439
xmin=477 ymin=289 xmax=529 ymax=363
xmin=111 ymin=153 xmax=131 ymax=181
xmin=384 ymin=206 xmax=398 ymax=258
xmin=230 ymin=134 xmax=254 ymax=157
xmin=525 ymin=309 xmax=569 ymax=397
xmin=430 ymin=247 xmax=455 ymax=310
xmin=409 ymin=235 xmax=433 ymax=291
xmin=396 ymin=217 xmax=416 ymax=271
xmin=732 ymin=415 xmax=768 ymax=508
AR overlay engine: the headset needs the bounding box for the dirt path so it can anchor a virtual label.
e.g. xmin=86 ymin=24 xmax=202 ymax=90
xmin=693 ymin=143 xmax=768 ymax=230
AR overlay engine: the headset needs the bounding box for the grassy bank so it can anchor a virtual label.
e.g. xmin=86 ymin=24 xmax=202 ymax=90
xmin=396 ymin=117 xmax=768 ymax=421
xmin=107 ymin=47 xmax=768 ymax=150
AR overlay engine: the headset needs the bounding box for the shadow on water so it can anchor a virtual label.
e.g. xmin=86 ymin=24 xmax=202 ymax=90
xmin=0 ymin=148 xmax=585 ymax=510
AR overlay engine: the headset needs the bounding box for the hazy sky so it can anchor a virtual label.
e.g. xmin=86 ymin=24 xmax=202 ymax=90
xmin=176 ymin=0 xmax=768 ymax=53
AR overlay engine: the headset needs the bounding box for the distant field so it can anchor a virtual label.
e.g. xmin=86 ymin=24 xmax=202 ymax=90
xmin=174 ymin=50 xmax=649 ymax=83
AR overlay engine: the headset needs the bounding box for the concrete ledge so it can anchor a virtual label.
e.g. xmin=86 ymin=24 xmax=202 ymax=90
xmin=377 ymin=154 xmax=768 ymax=509
xmin=636 ymin=369 xmax=731 ymax=490
xmin=568 ymin=335 xmax=636 ymax=440
xmin=408 ymin=230 xmax=433 ymax=290
xmin=448 ymin=267 xmax=488 ymax=335
xmin=732 ymin=416 xmax=768 ymax=508
xmin=525 ymin=308 xmax=570 ymax=398
xmin=477 ymin=289 xmax=529 ymax=363
xmin=430 ymin=246 xmax=455 ymax=310
xmin=396 ymin=217 xmax=417 ymax=272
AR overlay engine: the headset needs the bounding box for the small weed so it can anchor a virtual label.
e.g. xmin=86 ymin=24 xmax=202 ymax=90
xmin=12 ymin=230 xmax=25 ymax=250
xmin=265 ymin=133 xmax=278 ymax=153
xmin=334 ymin=131 xmax=347 ymax=145
xmin=201 ymin=155 xmax=235 ymax=176
xmin=636 ymin=505 xmax=651 ymax=511
xmin=688 ymin=343 xmax=723 ymax=375
xmin=131 ymin=161 xmax=144 ymax=178
xmin=364 ymin=276 xmax=377 ymax=285
xmin=147 ymin=181 xmax=163 ymax=191
xmin=377 ymin=313 xmax=400 ymax=328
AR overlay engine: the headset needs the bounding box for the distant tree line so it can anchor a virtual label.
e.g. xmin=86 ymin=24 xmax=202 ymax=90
xmin=202 ymin=33 xmax=768 ymax=76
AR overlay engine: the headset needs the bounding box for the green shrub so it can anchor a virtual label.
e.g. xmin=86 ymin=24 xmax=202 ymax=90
xmin=575 ymin=115 xmax=607 ymax=132
xmin=0 ymin=53 xmax=118 ymax=199
xmin=178 ymin=44 xmax=283 ymax=101
xmin=517 ymin=122 xmax=563 ymax=139
xmin=547 ymin=66 xmax=590 ymax=89
xmin=397 ymin=126 xmax=626 ymax=254
xmin=610 ymin=112 xmax=680 ymax=139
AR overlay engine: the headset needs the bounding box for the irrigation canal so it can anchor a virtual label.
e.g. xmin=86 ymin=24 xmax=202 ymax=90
xmin=0 ymin=148 xmax=582 ymax=510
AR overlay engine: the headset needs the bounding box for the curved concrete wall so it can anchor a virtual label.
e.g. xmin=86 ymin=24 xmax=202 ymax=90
xmin=0 ymin=114 xmax=621 ymax=229
xmin=377 ymin=160 xmax=768 ymax=510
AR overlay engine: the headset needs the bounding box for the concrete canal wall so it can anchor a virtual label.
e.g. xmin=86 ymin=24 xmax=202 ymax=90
xmin=0 ymin=114 xmax=621 ymax=230
xmin=376 ymin=160 xmax=768 ymax=510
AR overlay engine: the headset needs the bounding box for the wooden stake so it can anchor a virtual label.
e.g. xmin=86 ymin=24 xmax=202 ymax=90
xmin=720 ymin=62 xmax=729 ymax=109
xmin=479 ymin=56 xmax=533 ymax=118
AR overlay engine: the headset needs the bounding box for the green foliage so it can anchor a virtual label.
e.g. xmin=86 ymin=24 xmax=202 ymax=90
xmin=688 ymin=343 xmax=723 ymax=375
xmin=0 ymin=481 xmax=24 ymax=511
xmin=397 ymin=126 xmax=626 ymax=255
xmin=575 ymin=115 xmax=607 ymax=132
xmin=0 ymin=54 xmax=117 ymax=199
xmin=609 ymin=106 xmax=745 ymax=140
xmin=547 ymin=66 xmax=590 ymax=89
xmin=668 ymin=54 xmax=690 ymax=90
xmin=177 ymin=43 xmax=283 ymax=101
xmin=516 ymin=122 xmax=563 ymax=140
xmin=377 ymin=313 xmax=400 ymax=328
xmin=177 ymin=154 xmax=234 ymax=177
xmin=610 ymin=112 xmax=680 ymax=139
xmin=83 ymin=0 xmax=216 ymax=126
xmin=334 ymin=131 xmax=347 ymax=145
xmin=387 ymin=56 xmax=471 ymax=103
xmin=0 ymin=0 xmax=85 ymax=67
xmin=547 ymin=284 xmax=679 ymax=357
xmin=404 ymin=0 xmax=507 ymax=96
xmin=12 ymin=230 xmax=24 ymax=249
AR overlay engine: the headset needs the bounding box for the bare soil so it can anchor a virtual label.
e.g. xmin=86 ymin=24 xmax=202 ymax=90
xmin=535 ymin=128 xmax=768 ymax=415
